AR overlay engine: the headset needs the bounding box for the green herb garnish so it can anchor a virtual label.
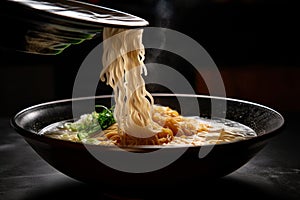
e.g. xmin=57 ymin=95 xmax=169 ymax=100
xmin=63 ymin=105 xmax=116 ymax=140
xmin=95 ymin=105 xmax=115 ymax=130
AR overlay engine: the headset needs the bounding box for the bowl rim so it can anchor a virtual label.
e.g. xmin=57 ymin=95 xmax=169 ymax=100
xmin=10 ymin=93 xmax=285 ymax=151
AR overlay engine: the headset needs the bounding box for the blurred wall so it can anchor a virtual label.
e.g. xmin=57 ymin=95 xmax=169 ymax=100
xmin=0 ymin=0 xmax=299 ymax=117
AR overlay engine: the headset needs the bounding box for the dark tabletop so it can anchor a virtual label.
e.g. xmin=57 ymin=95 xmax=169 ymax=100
xmin=0 ymin=112 xmax=299 ymax=200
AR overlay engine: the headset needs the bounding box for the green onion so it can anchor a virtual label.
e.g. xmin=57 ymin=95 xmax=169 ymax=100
xmin=62 ymin=105 xmax=116 ymax=140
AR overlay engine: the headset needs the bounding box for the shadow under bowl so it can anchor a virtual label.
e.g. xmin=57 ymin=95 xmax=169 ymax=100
xmin=11 ymin=94 xmax=284 ymax=186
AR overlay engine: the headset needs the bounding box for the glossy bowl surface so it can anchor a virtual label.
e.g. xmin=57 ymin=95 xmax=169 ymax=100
xmin=11 ymin=94 xmax=284 ymax=185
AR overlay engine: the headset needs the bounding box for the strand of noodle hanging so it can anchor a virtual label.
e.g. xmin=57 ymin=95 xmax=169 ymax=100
xmin=100 ymin=27 xmax=164 ymax=140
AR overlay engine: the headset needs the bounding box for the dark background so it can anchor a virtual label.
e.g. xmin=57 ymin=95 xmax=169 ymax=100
xmin=0 ymin=0 xmax=299 ymax=117
xmin=0 ymin=1 xmax=300 ymax=199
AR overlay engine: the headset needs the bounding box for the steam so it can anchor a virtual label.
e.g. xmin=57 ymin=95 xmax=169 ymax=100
xmin=146 ymin=0 xmax=174 ymax=62
xmin=145 ymin=0 xmax=175 ymax=93
xmin=155 ymin=0 xmax=174 ymax=28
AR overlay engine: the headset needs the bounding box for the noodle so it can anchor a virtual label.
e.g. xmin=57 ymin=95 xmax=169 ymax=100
xmin=100 ymin=27 xmax=168 ymax=143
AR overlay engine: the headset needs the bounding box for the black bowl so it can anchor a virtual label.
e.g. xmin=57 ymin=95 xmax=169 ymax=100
xmin=11 ymin=94 xmax=284 ymax=186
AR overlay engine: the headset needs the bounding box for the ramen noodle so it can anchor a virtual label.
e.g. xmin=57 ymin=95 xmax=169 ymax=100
xmin=100 ymin=28 xmax=165 ymax=141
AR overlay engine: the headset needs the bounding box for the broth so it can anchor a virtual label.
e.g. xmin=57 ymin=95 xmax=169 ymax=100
xmin=39 ymin=104 xmax=256 ymax=146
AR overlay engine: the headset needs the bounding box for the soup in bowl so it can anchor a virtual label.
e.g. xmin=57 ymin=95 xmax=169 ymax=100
xmin=11 ymin=94 xmax=284 ymax=185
